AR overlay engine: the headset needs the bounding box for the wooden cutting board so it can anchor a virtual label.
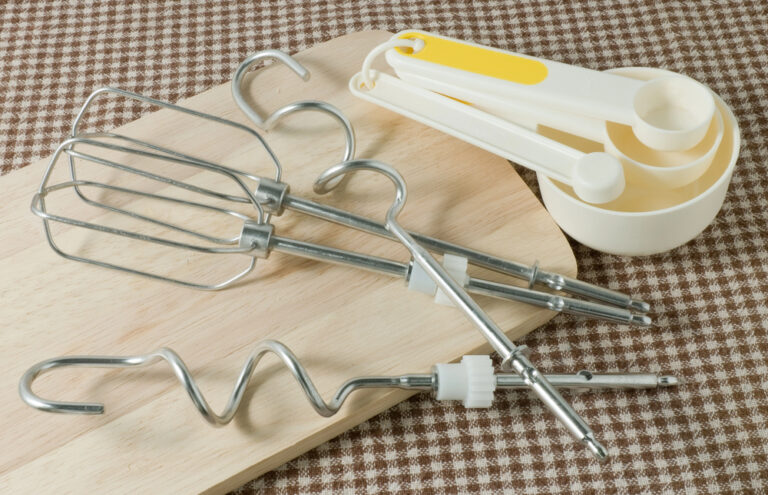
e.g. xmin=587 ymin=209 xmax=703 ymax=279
xmin=0 ymin=31 xmax=576 ymax=494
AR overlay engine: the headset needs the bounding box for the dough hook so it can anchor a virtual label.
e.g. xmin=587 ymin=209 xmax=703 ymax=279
xmin=32 ymin=88 xmax=648 ymax=326
xmin=20 ymin=339 xmax=677 ymax=422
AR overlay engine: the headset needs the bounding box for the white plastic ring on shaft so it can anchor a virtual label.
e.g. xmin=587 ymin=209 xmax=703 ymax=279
xmin=360 ymin=38 xmax=425 ymax=89
xmin=407 ymin=255 xmax=469 ymax=307
xmin=407 ymin=257 xmax=437 ymax=295
xmin=434 ymin=254 xmax=469 ymax=306
xmin=435 ymin=355 xmax=496 ymax=408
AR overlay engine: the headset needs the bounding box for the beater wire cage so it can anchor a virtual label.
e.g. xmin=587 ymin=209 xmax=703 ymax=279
xmin=31 ymin=88 xmax=283 ymax=289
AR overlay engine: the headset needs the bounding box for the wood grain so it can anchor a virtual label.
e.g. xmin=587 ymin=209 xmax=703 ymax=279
xmin=0 ymin=31 xmax=576 ymax=494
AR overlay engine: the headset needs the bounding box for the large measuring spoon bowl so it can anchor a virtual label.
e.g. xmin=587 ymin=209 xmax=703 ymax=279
xmin=386 ymin=30 xmax=716 ymax=152
xmin=538 ymin=67 xmax=739 ymax=256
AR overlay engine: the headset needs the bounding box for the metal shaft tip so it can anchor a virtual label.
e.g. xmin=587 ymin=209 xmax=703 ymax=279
xmin=629 ymin=300 xmax=651 ymax=314
xmin=631 ymin=314 xmax=653 ymax=327
xmin=584 ymin=436 xmax=609 ymax=461
xmin=658 ymin=375 xmax=679 ymax=387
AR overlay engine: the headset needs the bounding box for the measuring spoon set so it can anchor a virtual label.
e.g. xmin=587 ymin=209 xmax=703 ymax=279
xmin=352 ymin=31 xmax=739 ymax=255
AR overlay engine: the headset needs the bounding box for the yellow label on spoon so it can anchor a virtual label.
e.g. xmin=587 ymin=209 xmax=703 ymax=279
xmin=395 ymin=31 xmax=548 ymax=85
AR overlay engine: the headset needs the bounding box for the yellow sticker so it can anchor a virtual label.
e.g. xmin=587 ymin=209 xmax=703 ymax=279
xmin=395 ymin=32 xmax=547 ymax=86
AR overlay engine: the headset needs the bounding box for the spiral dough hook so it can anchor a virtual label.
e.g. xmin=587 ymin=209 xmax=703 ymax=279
xmin=19 ymin=340 xmax=678 ymax=424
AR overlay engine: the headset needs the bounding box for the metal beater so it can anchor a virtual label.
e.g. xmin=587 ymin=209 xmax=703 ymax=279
xmin=32 ymin=87 xmax=649 ymax=326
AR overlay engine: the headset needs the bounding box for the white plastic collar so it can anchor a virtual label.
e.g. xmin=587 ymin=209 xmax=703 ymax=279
xmin=435 ymin=355 xmax=496 ymax=408
xmin=407 ymin=254 xmax=469 ymax=307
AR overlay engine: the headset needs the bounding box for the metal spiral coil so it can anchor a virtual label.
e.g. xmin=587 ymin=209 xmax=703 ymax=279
xmin=18 ymin=339 xmax=422 ymax=425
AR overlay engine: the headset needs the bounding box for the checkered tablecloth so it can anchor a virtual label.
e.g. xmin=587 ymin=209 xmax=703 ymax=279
xmin=2 ymin=1 xmax=767 ymax=493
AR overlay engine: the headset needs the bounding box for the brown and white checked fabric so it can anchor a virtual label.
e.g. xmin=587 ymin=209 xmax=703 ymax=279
xmin=2 ymin=1 xmax=767 ymax=493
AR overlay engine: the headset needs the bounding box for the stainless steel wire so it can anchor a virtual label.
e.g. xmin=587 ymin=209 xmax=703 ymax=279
xmin=231 ymin=48 xmax=355 ymax=192
xmin=32 ymin=136 xmax=263 ymax=290
xmin=19 ymin=340 xmax=402 ymax=423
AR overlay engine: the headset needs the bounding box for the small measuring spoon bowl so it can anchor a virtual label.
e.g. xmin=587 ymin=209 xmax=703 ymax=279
xmin=630 ymin=76 xmax=715 ymax=151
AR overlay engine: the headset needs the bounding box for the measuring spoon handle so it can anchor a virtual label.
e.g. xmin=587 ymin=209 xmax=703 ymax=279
xmin=386 ymin=30 xmax=715 ymax=152
xmin=350 ymin=71 xmax=624 ymax=204
xmin=386 ymin=30 xmax=642 ymax=125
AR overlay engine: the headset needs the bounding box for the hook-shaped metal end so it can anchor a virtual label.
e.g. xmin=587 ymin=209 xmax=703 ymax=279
xmin=261 ymin=100 xmax=356 ymax=167
xmin=19 ymin=356 xmax=121 ymax=415
xmin=314 ymin=160 xmax=407 ymax=223
xmin=232 ymin=49 xmax=310 ymax=129
xmin=231 ymin=50 xmax=357 ymax=190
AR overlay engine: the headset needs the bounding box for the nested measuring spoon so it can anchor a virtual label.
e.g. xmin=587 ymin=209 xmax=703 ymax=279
xmin=385 ymin=30 xmax=715 ymax=152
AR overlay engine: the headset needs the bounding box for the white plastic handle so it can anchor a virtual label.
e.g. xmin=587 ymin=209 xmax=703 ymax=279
xmin=386 ymin=30 xmax=715 ymax=151
xmin=350 ymin=70 xmax=624 ymax=204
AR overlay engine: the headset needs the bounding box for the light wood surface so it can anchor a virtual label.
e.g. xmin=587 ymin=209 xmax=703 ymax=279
xmin=0 ymin=31 xmax=576 ymax=494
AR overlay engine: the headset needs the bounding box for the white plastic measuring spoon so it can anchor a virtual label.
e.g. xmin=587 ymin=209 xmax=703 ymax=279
xmin=350 ymin=70 xmax=625 ymax=204
xmin=385 ymin=30 xmax=715 ymax=152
